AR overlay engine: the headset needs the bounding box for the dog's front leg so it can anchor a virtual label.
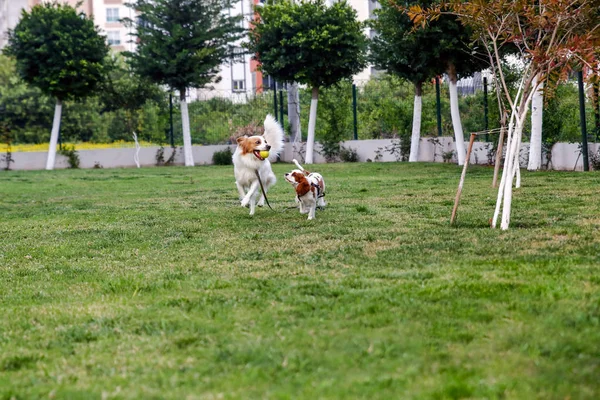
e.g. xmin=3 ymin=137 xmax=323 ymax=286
xmin=308 ymin=202 xmax=316 ymax=220
xmin=298 ymin=199 xmax=308 ymax=214
xmin=236 ymin=181 xmax=246 ymax=201
xmin=241 ymin=180 xmax=260 ymax=214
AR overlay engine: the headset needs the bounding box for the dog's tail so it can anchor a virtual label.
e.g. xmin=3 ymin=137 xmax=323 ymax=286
xmin=292 ymin=158 xmax=310 ymax=175
xmin=292 ymin=159 xmax=304 ymax=171
xmin=263 ymin=114 xmax=285 ymax=162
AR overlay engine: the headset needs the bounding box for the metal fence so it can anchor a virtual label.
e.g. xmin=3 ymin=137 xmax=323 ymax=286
xmin=4 ymin=75 xmax=599 ymax=150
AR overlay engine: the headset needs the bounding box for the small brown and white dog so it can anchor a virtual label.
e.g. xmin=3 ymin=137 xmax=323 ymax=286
xmin=233 ymin=115 xmax=285 ymax=215
xmin=284 ymin=159 xmax=326 ymax=220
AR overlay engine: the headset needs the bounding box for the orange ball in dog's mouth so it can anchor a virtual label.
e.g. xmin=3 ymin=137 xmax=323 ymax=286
xmin=254 ymin=150 xmax=269 ymax=160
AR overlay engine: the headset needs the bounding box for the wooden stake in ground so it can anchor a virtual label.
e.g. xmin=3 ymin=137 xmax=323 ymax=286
xmin=450 ymin=133 xmax=477 ymax=224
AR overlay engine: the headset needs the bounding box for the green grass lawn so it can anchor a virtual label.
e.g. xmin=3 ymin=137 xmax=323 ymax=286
xmin=0 ymin=162 xmax=599 ymax=399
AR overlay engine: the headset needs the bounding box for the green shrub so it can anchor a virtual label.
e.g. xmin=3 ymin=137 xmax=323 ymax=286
xmin=340 ymin=146 xmax=359 ymax=162
xmin=58 ymin=145 xmax=80 ymax=168
xmin=212 ymin=147 xmax=233 ymax=165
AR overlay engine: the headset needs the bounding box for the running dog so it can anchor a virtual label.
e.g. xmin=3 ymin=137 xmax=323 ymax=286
xmin=284 ymin=159 xmax=326 ymax=220
xmin=233 ymin=115 xmax=285 ymax=216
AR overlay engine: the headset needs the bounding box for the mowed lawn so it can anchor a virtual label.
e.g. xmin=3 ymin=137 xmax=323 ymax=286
xmin=0 ymin=162 xmax=599 ymax=399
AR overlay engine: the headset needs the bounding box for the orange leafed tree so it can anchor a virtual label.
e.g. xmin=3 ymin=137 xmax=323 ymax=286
xmin=403 ymin=0 xmax=600 ymax=229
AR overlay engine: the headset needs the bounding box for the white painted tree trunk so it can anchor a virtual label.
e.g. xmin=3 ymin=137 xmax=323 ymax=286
xmin=528 ymin=77 xmax=544 ymax=171
xmin=132 ymin=132 xmax=141 ymax=168
xmin=305 ymin=87 xmax=319 ymax=164
xmin=180 ymin=93 xmax=194 ymax=167
xmin=500 ymin=111 xmax=528 ymax=230
xmin=45 ymin=99 xmax=62 ymax=170
xmin=287 ymin=83 xmax=301 ymax=143
xmin=448 ymin=71 xmax=466 ymax=165
xmin=492 ymin=72 xmax=526 ymax=229
xmin=491 ymin=74 xmax=535 ymax=230
xmin=409 ymin=83 xmax=422 ymax=162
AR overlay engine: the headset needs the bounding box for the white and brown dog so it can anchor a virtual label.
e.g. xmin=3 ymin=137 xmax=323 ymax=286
xmin=284 ymin=159 xmax=326 ymax=220
xmin=233 ymin=115 xmax=285 ymax=215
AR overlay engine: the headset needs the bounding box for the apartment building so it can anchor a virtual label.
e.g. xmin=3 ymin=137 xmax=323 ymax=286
xmin=0 ymin=0 xmax=31 ymax=48
xmin=0 ymin=0 xmax=133 ymax=52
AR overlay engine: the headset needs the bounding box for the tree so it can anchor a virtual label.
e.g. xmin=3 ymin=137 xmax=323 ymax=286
xmin=124 ymin=0 xmax=244 ymax=167
xmin=409 ymin=0 xmax=600 ymax=229
xmin=433 ymin=17 xmax=488 ymax=166
xmin=4 ymin=1 xmax=109 ymax=170
xmin=99 ymin=55 xmax=165 ymax=141
xmin=248 ymin=0 xmax=367 ymax=164
xmin=370 ymin=0 xmax=441 ymax=162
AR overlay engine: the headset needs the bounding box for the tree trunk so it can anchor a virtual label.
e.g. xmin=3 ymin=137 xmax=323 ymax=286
xmin=45 ymin=99 xmax=62 ymax=170
xmin=287 ymin=83 xmax=301 ymax=143
xmin=305 ymin=87 xmax=319 ymax=164
xmin=447 ymin=64 xmax=466 ymax=165
xmin=409 ymin=82 xmax=423 ymax=162
xmin=492 ymin=110 xmax=508 ymax=188
xmin=528 ymin=76 xmax=544 ymax=171
xmin=500 ymin=110 xmax=529 ymax=230
xmin=492 ymin=80 xmax=535 ymax=230
xmin=180 ymin=91 xmax=194 ymax=167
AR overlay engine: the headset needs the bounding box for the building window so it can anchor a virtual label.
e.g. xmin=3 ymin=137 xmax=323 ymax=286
xmin=233 ymin=80 xmax=246 ymax=92
xmin=107 ymin=8 xmax=120 ymax=23
xmin=231 ymin=47 xmax=245 ymax=62
xmin=107 ymin=31 xmax=121 ymax=46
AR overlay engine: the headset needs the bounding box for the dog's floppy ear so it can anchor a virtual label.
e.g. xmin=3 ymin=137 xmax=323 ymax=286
xmin=236 ymin=136 xmax=246 ymax=145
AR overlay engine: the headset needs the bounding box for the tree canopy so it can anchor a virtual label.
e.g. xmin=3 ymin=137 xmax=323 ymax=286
xmin=4 ymin=1 xmax=110 ymax=101
xmin=369 ymin=0 xmax=440 ymax=91
xmin=247 ymin=0 xmax=368 ymax=89
xmin=124 ymin=0 xmax=245 ymax=96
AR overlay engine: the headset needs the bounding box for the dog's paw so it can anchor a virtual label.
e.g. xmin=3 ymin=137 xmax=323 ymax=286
xmin=241 ymin=198 xmax=250 ymax=207
xmin=257 ymin=199 xmax=265 ymax=207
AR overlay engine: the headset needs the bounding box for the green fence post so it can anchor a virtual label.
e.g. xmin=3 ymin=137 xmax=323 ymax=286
xmin=169 ymin=93 xmax=174 ymax=147
xmin=279 ymin=89 xmax=284 ymax=128
xmin=352 ymin=83 xmax=358 ymax=140
xmin=436 ymin=76 xmax=442 ymax=137
xmin=594 ymin=81 xmax=600 ymax=141
xmin=273 ymin=81 xmax=278 ymax=121
xmin=483 ymin=76 xmax=489 ymax=142
xmin=577 ymin=71 xmax=589 ymax=171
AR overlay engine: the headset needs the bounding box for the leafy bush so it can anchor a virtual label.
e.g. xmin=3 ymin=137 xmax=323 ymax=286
xmin=58 ymin=145 xmax=80 ymax=168
xmin=212 ymin=147 xmax=233 ymax=165
xmin=340 ymin=146 xmax=359 ymax=162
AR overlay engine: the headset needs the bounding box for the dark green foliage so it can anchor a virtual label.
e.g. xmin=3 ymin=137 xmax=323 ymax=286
xmin=0 ymin=54 xmax=169 ymax=145
xmin=58 ymin=145 xmax=80 ymax=168
xmin=155 ymin=146 xmax=177 ymax=166
xmin=0 ymin=55 xmax=54 ymax=143
xmin=339 ymin=146 xmax=359 ymax=162
xmin=4 ymin=2 xmax=109 ymax=101
xmin=124 ymin=0 xmax=244 ymax=96
xmin=248 ymin=0 xmax=367 ymax=89
xmin=370 ymin=0 xmax=487 ymax=82
xmin=589 ymin=149 xmax=600 ymax=171
xmin=98 ymin=55 xmax=168 ymax=140
xmin=0 ymin=120 xmax=14 ymax=170
xmin=317 ymin=81 xmax=354 ymax=161
xmin=369 ymin=0 xmax=440 ymax=87
xmin=212 ymin=147 xmax=233 ymax=165
xmin=99 ymin=55 xmax=165 ymax=115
